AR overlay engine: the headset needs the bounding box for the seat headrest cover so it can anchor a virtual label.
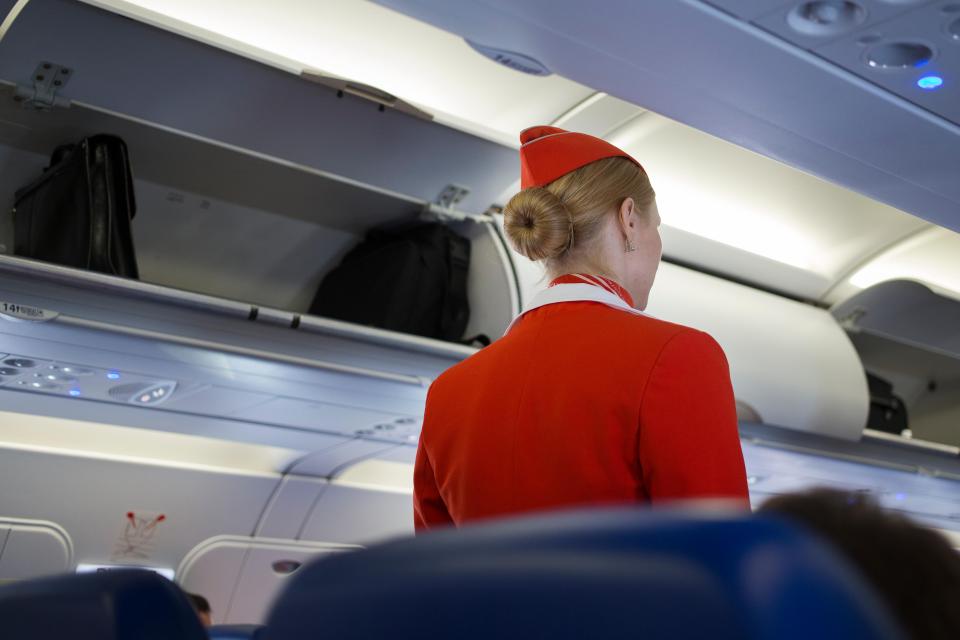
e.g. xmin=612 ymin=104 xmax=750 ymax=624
xmin=519 ymin=125 xmax=644 ymax=189
xmin=209 ymin=624 xmax=265 ymax=640
xmin=263 ymin=508 xmax=904 ymax=640
xmin=0 ymin=569 xmax=207 ymax=640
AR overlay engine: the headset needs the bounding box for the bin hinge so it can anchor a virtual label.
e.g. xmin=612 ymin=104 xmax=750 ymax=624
xmin=13 ymin=61 xmax=72 ymax=111
xmin=421 ymin=185 xmax=494 ymax=224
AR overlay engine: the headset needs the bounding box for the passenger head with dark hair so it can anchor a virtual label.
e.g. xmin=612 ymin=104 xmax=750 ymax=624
xmin=758 ymin=488 xmax=960 ymax=640
xmin=186 ymin=592 xmax=211 ymax=627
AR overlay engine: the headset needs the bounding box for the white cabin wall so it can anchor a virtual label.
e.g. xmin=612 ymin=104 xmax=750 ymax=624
xmin=911 ymin=380 xmax=960 ymax=447
xmin=177 ymin=537 xmax=356 ymax=625
xmin=0 ymin=412 xmax=286 ymax=576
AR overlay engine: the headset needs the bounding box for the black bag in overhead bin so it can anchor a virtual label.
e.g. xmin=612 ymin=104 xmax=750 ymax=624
xmin=13 ymin=134 xmax=139 ymax=278
xmin=310 ymin=222 xmax=471 ymax=342
xmin=866 ymin=372 xmax=909 ymax=435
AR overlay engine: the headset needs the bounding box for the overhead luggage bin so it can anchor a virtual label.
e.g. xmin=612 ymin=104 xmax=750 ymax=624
xmin=0 ymin=0 xmax=523 ymax=448
xmin=833 ymin=279 xmax=960 ymax=448
xmin=0 ymin=254 xmax=476 ymax=445
xmin=833 ymin=279 xmax=960 ymax=359
xmin=648 ymin=263 xmax=870 ymax=440
xmin=0 ymin=0 xmax=519 ymax=216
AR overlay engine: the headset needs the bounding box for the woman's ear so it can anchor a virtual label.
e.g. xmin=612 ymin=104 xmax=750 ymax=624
xmin=619 ymin=197 xmax=636 ymax=236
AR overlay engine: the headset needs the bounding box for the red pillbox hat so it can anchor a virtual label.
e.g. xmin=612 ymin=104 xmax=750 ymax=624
xmin=519 ymin=125 xmax=644 ymax=189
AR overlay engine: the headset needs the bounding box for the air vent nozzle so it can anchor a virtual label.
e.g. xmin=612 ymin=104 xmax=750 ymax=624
xmin=109 ymin=381 xmax=177 ymax=406
xmin=466 ymin=41 xmax=552 ymax=76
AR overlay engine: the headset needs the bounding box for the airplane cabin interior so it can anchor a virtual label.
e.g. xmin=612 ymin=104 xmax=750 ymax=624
xmin=0 ymin=0 xmax=958 ymax=635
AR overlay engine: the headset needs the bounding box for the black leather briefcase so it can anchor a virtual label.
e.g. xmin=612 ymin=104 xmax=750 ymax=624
xmin=13 ymin=134 xmax=139 ymax=278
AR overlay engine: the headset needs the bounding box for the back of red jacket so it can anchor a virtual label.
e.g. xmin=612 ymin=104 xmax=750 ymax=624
xmin=414 ymin=286 xmax=749 ymax=531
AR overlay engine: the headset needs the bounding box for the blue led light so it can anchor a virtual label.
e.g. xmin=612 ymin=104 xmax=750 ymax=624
xmin=68 ymin=389 xmax=81 ymax=397
xmin=107 ymin=371 xmax=121 ymax=380
xmin=917 ymin=75 xmax=943 ymax=90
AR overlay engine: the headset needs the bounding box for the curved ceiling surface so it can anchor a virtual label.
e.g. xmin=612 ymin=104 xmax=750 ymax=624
xmin=79 ymin=0 xmax=592 ymax=148
xmin=73 ymin=0 xmax=960 ymax=304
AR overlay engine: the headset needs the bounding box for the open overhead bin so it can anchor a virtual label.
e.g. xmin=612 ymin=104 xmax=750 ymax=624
xmin=833 ymin=279 xmax=960 ymax=448
xmin=0 ymin=254 xmax=482 ymax=445
xmin=0 ymin=0 xmax=523 ymax=450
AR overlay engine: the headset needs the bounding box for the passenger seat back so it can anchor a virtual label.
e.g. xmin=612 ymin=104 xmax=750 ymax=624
xmin=263 ymin=508 xmax=903 ymax=640
xmin=0 ymin=569 xmax=207 ymax=640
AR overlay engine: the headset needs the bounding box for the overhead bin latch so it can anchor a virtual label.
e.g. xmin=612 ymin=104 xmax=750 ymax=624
xmin=422 ymin=185 xmax=494 ymax=224
xmin=13 ymin=61 xmax=72 ymax=111
xmin=300 ymin=70 xmax=433 ymax=121
xmin=836 ymin=306 xmax=867 ymax=332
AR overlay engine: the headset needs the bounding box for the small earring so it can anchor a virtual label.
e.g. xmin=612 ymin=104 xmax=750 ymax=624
xmin=625 ymin=238 xmax=636 ymax=253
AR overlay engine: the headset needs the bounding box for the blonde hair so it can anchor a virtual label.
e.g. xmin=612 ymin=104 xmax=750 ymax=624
xmin=503 ymin=157 xmax=655 ymax=271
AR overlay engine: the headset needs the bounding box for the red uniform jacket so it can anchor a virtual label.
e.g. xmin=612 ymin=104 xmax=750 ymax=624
xmin=414 ymin=274 xmax=748 ymax=531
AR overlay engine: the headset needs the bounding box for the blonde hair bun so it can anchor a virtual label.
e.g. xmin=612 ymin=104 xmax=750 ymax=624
xmin=503 ymin=187 xmax=573 ymax=261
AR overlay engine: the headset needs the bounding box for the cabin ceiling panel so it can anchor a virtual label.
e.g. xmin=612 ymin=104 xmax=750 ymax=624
xmin=833 ymin=226 xmax=960 ymax=302
xmin=81 ymin=0 xmax=593 ymax=147
xmin=610 ymin=112 xmax=929 ymax=299
xmin=752 ymin=0 xmax=939 ymax=51
xmin=704 ymin=0 xmax=793 ymax=21
xmin=371 ymin=0 xmax=960 ymax=239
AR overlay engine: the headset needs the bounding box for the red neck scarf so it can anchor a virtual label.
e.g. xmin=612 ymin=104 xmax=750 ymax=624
xmin=549 ymin=273 xmax=635 ymax=308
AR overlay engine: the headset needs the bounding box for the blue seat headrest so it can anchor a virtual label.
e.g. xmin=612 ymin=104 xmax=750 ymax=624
xmin=209 ymin=624 xmax=265 ymax=639
xmin=0 ymin=568 xmax=207 ymax=640
xmin=263 ymin=508 xmax=903 ymax=640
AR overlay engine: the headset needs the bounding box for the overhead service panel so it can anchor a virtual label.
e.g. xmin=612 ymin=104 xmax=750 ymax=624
xmin=0 ymin=256 xmax=473 ymax=446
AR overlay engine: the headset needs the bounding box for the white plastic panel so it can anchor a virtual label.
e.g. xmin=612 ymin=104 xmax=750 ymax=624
xmin=255 ymin=476 xmax=327 ymax=540
xmin=647 ymin=263 xmax=869 ymax=439
xmin=175 ymin=539 xmax=247 ymax=626
xmin=832 ymin=226 xmax=960 ymax=303
xmin=459 ymin=220 xmax=519 ymax=339
xmin=705 ymin=0 xmax=792 ymax=20
xmin=912 ymin=378 xmax=960 ymax=447
xmin=178 ymin=537 xmax=356 ymax=625
xmin=287 ymin=440 xmax=402 ymax=478
xmin=82 ymin=0 xmax=592 ymax=147
xmin=607 ymin=112 xmax=928 ymax=300
xmin=0 ymin=521 xmax=73 ymax=581
xmin=743 ymin=438 xmax=960 ymax=533
xmin=335 ymin=458 xmax=415 ymax=493
xmin=300 ymin=484 xmax=413 ymax=545
xmin=552 ymin=93 xmax=643 ymax=137
xmin=227 ymin=542 xmax=353 ymax=624
xmin=0 ymin=422 xmax=281 ymax=570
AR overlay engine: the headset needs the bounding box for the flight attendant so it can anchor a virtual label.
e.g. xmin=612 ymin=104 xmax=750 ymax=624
xmin=414 ymin=126 xmax=748 ymax=531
